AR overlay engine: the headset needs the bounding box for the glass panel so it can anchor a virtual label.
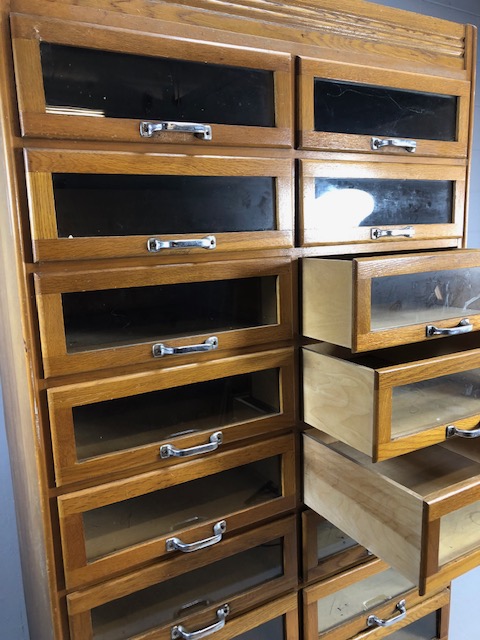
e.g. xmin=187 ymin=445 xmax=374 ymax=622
xmin=439 ymin=500 xmax=480 ymax=566
xmin=235 ymin=616 xmax=285 ymax=640
xmin=91 ymin=539 xmax=284 ymax=639
xmin=73 ymin=369 xmax=280 ymax=460
xmin=316 ymin=567 xmax=414 ymax=633
xmin=82 ymin=456 xmax=282 ymax=561
xmin=370 ymin=268 xmax=480 ymax=331
xmin=53 ymin=174 xmax=277 ymax=237
xmin=313 ymin=79 xmax=457 ymax=141
xmin=62 ymin=276 xmax=278 ymax=352
xmin=40 ymin=43 xmax=275 ymax=126
xmin=313 ymin=178 xmax=452 ymax=228
xmin=316 ymin=519 xmax=357 ymax=561
xmin=388 ymin=612 xmax=437 ymax=639
xmin=391 ymin=368 xmax=480 ymax=438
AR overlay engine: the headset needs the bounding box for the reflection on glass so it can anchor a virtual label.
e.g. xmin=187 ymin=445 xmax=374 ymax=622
xmin=392 ymin=369 xmax=480 ymax=438
xmin=439 ymin=500 xmax=480 ymax=567
xmin=313 ymin=79 xmax=457 ymax=141
xmin=53 ymin=174 xmax=277 ymax=237
xmin=316 ymin=519 xmax=357 ymax=560
xmin=41 ymin=43 xmax=275 ymax=127
xmin=83 ymin=456 xmax=282 ymax=561
xmin=313 ymin=179 xmax=452 ymax=228
xmin=62 ymin=277 xmax=278 ymax=352
xmin=316 ymin=567 xmax=414 ymax=633
xmin=371 ymin=268 xmax=480 ymax=331
xmin=73 ymin=369 xmax=280 ymax=460
xmin=387 ymin=612 xmax=437 ymax=639
xmin=91 ymin=540 xmax=284 ymax=639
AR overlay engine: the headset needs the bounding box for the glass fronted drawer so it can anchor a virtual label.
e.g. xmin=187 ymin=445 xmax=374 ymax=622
xmin=303 ymin=558 xmax=449 ymax=640
xmin=302 ymin=250 xmax=480 ymax=352
xmin=66 ymin=516 xmax=297 ymax=639
xmin=302 ymin=510 xmax=372 ymax=584
xmin=303 ymin=339 xmax=480 ymax=461
xmin=11 ymin=14 xmax=293 ymax=147
xmin=25 ymin=149 xmax=293 ymax=261
xmin=299 ymin=159 xmax=465 ymax=249
xmin=304 ymin=428 xmax=480 ymax=595
xmin=35 ymin=258 xmax=293 ymax=377
xmin=48 ymin=348 xmax=295 ymax=486
xmin=59 ymin=433 xmax=296 ymax=588
xmin=297 ymin=58 xmax=469 ymax=157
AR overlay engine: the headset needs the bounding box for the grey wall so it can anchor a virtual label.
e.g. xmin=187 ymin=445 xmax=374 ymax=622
xmin=1 ymin=0 xmax=480 ymax=638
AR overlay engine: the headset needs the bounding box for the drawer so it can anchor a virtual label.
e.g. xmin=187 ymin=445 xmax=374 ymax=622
xmin=24 ymin=149 xmax=294 ymax=262
xmin=297 ymin=57 xmax=469 ymax=158
xmin=59 ymin=433 xmax=296 ymax=588
xmin=302 ymin=510 xmax=372 ymax=584
xmin=35 ymin=258 xmax=293 ymax=377
xmin=299 ymin=159 xmax=465 ymax=248
xmin=66 ymin=516 xmax=297 ymax=639
xmin=11 ymin=14 xmax=293 ymax=147
xmin=302 ymin=250 xmax=480 ymax=352
xmin=304 ymin=429 xmax=480 ymax=595
xmin=303 ymin=339 xmax=480 ymax=461
xmin=48 ymin=348 xmax=295 ymax=485
xmin=303 ymin=558 xmax=449 ymax=640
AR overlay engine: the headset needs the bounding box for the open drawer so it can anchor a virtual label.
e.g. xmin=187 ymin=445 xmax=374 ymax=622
xmin=303 ymin=338 xmax=480 ymax=461
xmin=66 ymin=516 xmax=297 ymax=639
xmin=35 ymin=257 xmax=293 ymax=377
xmin=303 ymin=558 xmax=449 ymax=640
xmin=302 ymin=250 xmax=480 ymax=352
xmin=304 ymin=429 xmax=480 ymax=595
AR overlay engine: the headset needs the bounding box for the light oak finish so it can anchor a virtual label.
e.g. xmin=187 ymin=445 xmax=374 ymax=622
xmin=299 ymin=159 xmax=466 ymax=247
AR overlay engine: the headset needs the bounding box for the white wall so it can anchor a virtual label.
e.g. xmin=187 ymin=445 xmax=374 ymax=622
xmin=1 ymin=0 xmax=480 ymax=638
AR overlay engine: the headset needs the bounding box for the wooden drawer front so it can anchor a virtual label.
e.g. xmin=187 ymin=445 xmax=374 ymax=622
xmin=11 ymin=14 xmax=292 ymax=147
xmin=303 ymin=340 xmax=480 ymax=461
xmin=59 ymin=433 xmax=296 ymax=588
xmin=304 ymin=429 xmax=480 ymax=595
xmin=66 ymin=516 xmax=297 ymax=639
xmin=302 ymin=511 xmax=372 ymax=584
xmin=298 ymin=58 xmax=469 ymax=157
xmin=49 ymin=348 xmax=295 ymax=486
xmin=304 ymin=558 xmax=449 ymax=640
xmin=25 ymin=150 xmax=294 ymax=262
xmin=299 ymin=160 xmax=465 ymax=248
xmin=35 ymin=258 xmax=293 ymax=377
xmin=302 ymin=250 xmax=480 ymax=352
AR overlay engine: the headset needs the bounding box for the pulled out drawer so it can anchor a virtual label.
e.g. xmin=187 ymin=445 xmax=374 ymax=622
xmin=304 ymin=429 xmax=480 ymax=595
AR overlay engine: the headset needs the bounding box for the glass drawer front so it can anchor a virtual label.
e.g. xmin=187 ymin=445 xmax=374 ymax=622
xmin=387 ymin=612 xmax=437 ymax=639
xmin=90 ymin=540 xmax=284 ymax=640
xmin=41 ymin=42 xmax=275 ymax=127
xmin=371 ymin=268 xmax=480 ymax=331
xmin=235 ymin=616 xmax=285 ymax=640
xmin=316 ymin=519 xmax=358 ymax=560
xmin=314 ymin=79 xmax=457 ymax=141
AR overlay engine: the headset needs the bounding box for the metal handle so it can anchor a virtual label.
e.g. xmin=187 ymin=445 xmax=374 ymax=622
xmin=426 ymin=319 xmax=472 ymax=337
xmin=160 ymin=432 xmax=223 ymax=459
xmin=147 ymin=236 xmax=216 ymax=252
xmin=140 ymin=120 xmax=212 ymax=140
xmin=166 ymin=521 xmax=227 ymax=553
xmin=371 ymin=226 xmax=415 ymax=240
xmin=371 ymin=137 xmax=417 ymax=153
xmin=367 ymin=600 xmax=407 ymax=628
xmin=152 ymin=337 xmax=218 ymax=358
xmin=446 ymin=424 xmax=480 ymax=439
xmin=171 ymin=604 xmax=229 ymax=640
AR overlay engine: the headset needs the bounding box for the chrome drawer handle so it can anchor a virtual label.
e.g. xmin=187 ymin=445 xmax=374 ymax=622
xmin=446 ymin=424 xmax=480 ymax=439
xmin=371 ymin=226 xmax=415 ymax=240
xmin=152 ymin=337 xmax=218 ymax=358
xmin=367 ymin=599 xmax=407 ymax=628
xmin=171 ymin=604 xmax=229 ymax=640
xmin=140 ymin=120 xmax=212 ymax=140
xmin=426 ymin=319 xmax=472 ymax=337
xmin=166 ymin=521 xmax=227 ymax=553
xmin=371 ymin=137 xmax=417 ymax=153
xmin=160 ymin=432 xmax=223 ymax=459
xmin=147 ymin=236 xmax=216 ymax=252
